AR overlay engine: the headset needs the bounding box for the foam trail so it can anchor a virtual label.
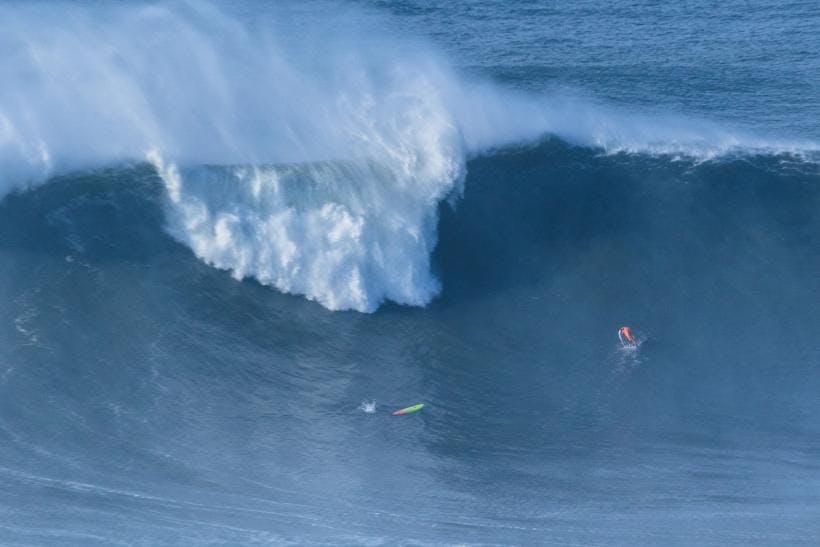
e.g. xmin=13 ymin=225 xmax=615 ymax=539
xmin=2 ymin=2 xmax=818 ymax=311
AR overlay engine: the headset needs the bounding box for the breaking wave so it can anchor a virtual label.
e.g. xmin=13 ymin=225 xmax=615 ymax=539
xmin=1 ymin=1 xmax=817 ymax=310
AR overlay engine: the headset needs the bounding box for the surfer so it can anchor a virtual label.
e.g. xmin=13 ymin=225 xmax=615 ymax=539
xmin=618 ymin=326 xmax=637 ymax=347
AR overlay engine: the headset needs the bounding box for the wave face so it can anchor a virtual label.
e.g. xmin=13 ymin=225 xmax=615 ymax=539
xmin=2 ymin=2 xmax=817 ymax=310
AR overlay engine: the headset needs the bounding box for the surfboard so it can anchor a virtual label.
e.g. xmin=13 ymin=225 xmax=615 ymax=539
xmin=392 ymin=403 xmax=424 ymax=416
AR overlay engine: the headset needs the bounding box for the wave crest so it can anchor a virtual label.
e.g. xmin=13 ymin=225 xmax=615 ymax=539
xmin=2 ymin=2 xmax=818 ymax=311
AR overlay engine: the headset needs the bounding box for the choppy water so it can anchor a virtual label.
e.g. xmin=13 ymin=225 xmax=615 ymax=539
xmin=0 ymin=1 xmax=818 ymax=544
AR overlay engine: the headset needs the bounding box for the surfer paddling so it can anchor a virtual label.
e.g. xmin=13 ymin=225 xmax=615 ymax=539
xmin=618 ymin=326 xmax=637 ymax=347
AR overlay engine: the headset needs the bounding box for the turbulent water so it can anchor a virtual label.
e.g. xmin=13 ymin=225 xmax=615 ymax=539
xmin=1 ymin=1 xmax=819 ymax=545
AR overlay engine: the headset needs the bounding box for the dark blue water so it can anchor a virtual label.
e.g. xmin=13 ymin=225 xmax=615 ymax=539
xmin=1 ymin=1 xmax=819 ymax=545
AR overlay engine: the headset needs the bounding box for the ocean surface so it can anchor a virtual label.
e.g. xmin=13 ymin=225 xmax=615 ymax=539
xmin=1 ymin=1 xmax=819 ymax=544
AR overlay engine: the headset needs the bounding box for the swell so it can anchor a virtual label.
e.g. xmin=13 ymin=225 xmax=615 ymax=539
xmin=1 ymin=1 xmax=818 ymax=310
xmin=3 ymin=141 xmax=818 ymax=313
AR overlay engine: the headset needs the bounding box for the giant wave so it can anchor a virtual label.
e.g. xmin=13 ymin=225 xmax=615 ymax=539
xmin=1 ymin=1 xmax=817 ymax=311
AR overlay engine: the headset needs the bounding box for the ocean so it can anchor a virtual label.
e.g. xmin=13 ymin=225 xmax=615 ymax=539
xmin=0 ymin=1 xmax=818 ymax=544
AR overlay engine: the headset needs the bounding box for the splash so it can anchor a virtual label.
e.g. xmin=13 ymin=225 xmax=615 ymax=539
xmin=150 ymin=152 xmax=451 ymax=311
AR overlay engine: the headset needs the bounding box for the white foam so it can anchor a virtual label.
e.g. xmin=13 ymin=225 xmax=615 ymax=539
xmin=151 ymin=153 xmax=452 ymax=311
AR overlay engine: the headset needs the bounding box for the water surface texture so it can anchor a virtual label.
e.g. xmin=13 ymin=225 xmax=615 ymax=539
xmin=0 ymin=1 xmax=818 ymax=544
